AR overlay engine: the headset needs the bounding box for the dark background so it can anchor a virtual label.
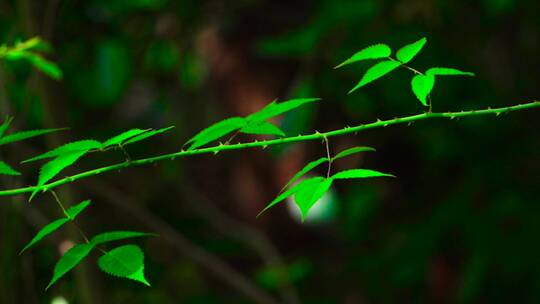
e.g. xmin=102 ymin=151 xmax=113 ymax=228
xmin=0 ymin=0 xmax=539 ymax=303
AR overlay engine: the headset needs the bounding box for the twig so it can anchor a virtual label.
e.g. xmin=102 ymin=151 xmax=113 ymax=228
xmin=0 ymin=101 xmax=539 ymax=197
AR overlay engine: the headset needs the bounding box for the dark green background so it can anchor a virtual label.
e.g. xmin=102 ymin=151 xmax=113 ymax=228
xmin=0 ymin=0 xmax=539 ymax=303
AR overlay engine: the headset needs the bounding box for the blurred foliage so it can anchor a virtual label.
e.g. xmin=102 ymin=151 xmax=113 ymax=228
xmin=0 ymin=0 xmax=538 ymax=303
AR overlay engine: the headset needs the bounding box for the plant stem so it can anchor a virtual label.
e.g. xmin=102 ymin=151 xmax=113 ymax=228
xmin=1 ymin=101 xmax=538 ymax=198
xmin=50 ymin=190 xmax=90 ymax=244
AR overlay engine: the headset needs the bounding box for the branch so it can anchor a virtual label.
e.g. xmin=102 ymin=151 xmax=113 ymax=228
xmin=1 ymin=101 xmax=538 ymax=198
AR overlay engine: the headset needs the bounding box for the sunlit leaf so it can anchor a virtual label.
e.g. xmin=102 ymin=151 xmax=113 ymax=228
xmin=426 ymin=67 xmax=475 ymax=77
xmin=0 ymin=128 xmax=67 ymax=146
xmin=186 ymin=117 xmax=247 ymax=150
xmin=331 ymin=169 xmax=395 ymax=180
xmin=332 ymin=146 xmax=376 ymax=161
xmin=0 ymin=161 xmax=21 ymax=176
xmin=65 ymin=200 xmax=91 ymax=219
xmin=47 ymin=243 xmax=94 ymax=290
xmin=20 ymin=218 xmax=69 ymax=254
xmin=98 ymin=245 xmax=150 ymax=286
xmin=20 ymin=200 xmax=90 ymax=254
xmin=294 ymin=178 xmax=333 ymax=221
xmin=246 ymin=98 xmax=321 ymax=123
xmin=396 ymin=37 xmax=427 ymax=63
xmin=411 ymin=74 xmax=435 ymax=106
xmin=31 ymin=150 xmax=88 ymax=200
xmin=91 ymin=231 xmax=155 ymax=246
xmin=281 ymin=157 xmax=328 ymax=191
xmin=240 ymin=121 xmax=285 ymax=137
xmin=259 ymin=176 xmax=326 ymax=217
xmin=348 ymin=61 xmax=400 ymax=93
xmin=102 ymin=129 xmax=149 ymax=148
xmin=124 ymin=126 xmax=175 ymax=145
xmin=23 ymin=140 xmax=101 ymax=163
xmin=335 ymin=44 xmax=391 ymax=68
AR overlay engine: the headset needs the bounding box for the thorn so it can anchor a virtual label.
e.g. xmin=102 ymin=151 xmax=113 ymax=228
xmin=262 ymin=145 xmax=268 ymax=149
xmin=496 ymin=112 xmax=501 ymax=116
xmin=407 ymin=122 xmax=412 ymax=126
xmin=213 ymin=150 xmax=220 ymax=155
xmin=450 ymin=116 xmax=455 ymax=120
xmin=384 ymin=124 xmax=388 ymax=127
xmin=376 ymin=118 xmax=382 ymax=122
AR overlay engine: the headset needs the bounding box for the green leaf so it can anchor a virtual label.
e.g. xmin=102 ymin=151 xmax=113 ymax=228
xmin=332 ymin=146 xmax=376 ymax=161
xmin=294 ymin=178 xmax=333 ymax=221
xmin=20 ymin=200 xmax=90 ymax=254
xmin=396 ymin=37 xmax=427 ymax=63
xmin=335 ymin=44 xmax=392 ymax=68
xmin=47 ymin=243 xmax=94 ymax=290
xmin=348 ymin=61 xmax=401 ymax=93
xmin=124 ymin=126 xmax=175 ymax=145
xmin=186 ymin=117 xmax=247 ymax=150
xmin=0 ymin=161 xmax=21 ymax=176
xmin=246 ymin=98 xmax=321 ymax=123
xmin=24 ymin=52 xmax=63 ymax=80
xmin=426 ymin=67 xmax=475 ymax=77
xmin=331 ymin=169 xmax=395 ymax=180
xmin=22 ymin=140 xmax=101 ymax=163
xmin=0 ymin=128 xmax=67 ymax=146
xmin=281 ymin=157 xmax=328 ymax=191
xmin=98 ymin=245 xmax=150 ymax=286
xmin=91 ymin=231 xmax=155 ymax=246
xmin=411 ymin=74 xmax=435 ymax=106
xmin=31 ymin=150 xmax=88 ymax=200
xmin=240 ymin=121 xmax=285 ymax=137
xmin=102 ymin=129 xmax=150 ymax=148
xmin=0 ymin=117 xmax=13 ymax=137
xmin=259 ymin=176 xmax=326 ymax=217
xmin=65 ymin=200 xmax=91 ymax=220
xmin=20 ymin=218 xmax=69 ymax=254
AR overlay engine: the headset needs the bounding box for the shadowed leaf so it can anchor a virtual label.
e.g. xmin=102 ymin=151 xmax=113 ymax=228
xmin=0 ymin=117 xmax=13 ymax=137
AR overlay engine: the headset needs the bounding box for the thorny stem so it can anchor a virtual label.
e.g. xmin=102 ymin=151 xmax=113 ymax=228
xmin=0 ymin=101 xmax=538 ymax=198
